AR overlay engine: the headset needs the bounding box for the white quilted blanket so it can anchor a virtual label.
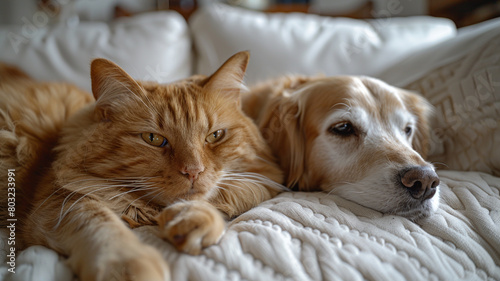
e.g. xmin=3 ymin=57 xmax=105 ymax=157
xmin=1 ymin=170 xmax=499 ymax=281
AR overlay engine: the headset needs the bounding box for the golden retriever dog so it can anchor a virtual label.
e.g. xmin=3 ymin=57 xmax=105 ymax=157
xmin=243 ymin=75 xmax=440 ymax=220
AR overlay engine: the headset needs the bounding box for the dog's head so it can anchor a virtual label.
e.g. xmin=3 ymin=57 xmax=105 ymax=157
xmin=261 ymin=76 xmax=439 ymax=220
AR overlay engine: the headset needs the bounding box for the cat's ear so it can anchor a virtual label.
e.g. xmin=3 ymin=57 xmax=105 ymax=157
xmin=90 ymin=58 xmax=144 ymax=119
xmin=202 ymin=51 xmax=250 ymax=98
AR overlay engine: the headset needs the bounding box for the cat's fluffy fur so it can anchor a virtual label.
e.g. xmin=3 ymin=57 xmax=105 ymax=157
xmin=0 ymin=52 xmax=284 ymax=281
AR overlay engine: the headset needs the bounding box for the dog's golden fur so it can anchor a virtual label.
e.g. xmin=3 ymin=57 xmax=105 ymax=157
xmin=244 ymin=75 xmax=439 ymax=220
xmin=0 ymin=52 xmax=284 ymax=281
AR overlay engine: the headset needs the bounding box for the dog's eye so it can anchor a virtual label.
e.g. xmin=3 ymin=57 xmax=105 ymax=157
xmin=329 ymin=122 xmax=355 ymax=137
xmin=404 ymin=126 xmax=412 ymax=137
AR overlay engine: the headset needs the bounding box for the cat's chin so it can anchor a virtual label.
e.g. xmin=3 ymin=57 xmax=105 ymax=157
xmin=164 ymin=187 xmax=210 ymax=203
xmin=183 ymin=189 xmax=209 ymax=200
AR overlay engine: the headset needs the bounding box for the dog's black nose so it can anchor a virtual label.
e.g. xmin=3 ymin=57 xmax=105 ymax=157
xmin=400 ymin=166 xmax=440 ymax=200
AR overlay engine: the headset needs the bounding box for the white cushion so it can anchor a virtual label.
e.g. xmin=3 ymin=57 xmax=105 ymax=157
xmin=380 ymin=18 xmax=500 ymax=176
xmin=190 ymin=3 xmax=456 ymax=84
xmin=379 ymin=17 xmax=500 ymax=87
xmin=0 ymin=11 xmax=192 ymax=92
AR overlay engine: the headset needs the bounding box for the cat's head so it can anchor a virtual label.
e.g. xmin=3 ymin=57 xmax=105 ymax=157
xmin=58 ymin=52 xmax=278 ymax=205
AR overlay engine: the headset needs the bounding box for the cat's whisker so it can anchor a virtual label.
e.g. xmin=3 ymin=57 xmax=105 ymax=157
xmin=48 ymin=176 xmax=162 ymax=219
xmin=60 ymin=183 xmax=109 ymax=214
xmin=123 ymin=187 xmax=164 ymax=214
xmin=141 ymin=94 xmax=164 ymax=122
xmin=145 ymin=190 xmax=166 ymax=206
xmin=60 ymin=182 xmax=142 ymax=207
xmin=219 ymin=171 xmax=289 ymax=202
xmin=57 ymin=179 xmax=160 ymax=228
xmin=221 ymin=171 xmax=289 ymax=192
xmin=108 ymin=186 xmax=158 ymax=201
xmin=119 ymin=189 xmax=160 ymax=222
xmin=255 ymin=156 xmax=278 ymax=166
xmin=37 ymin=177 xmax=156 ymax=212
xmin=217 ymin=181 xmax=245 ymax=190
xmin=214 ymin=185 xmax=228 ymax=191
xmin=36 ymin=178 xmax=117 ymax=211
xmin=34 ymin=185 xmax=78 ymax=214
xmin=219 ymin=181 xmax=259 ymax=197
xmin=57 ymin=184 xmax=123 ymax=228
xmin=224 ymin=180 xmax=264 ymax=201
xmin=223 ymin=171 xmax=274 ymax=178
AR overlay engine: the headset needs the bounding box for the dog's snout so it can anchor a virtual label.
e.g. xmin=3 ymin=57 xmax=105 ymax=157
xmin=400 ymin=167 xmax=440 ymax=200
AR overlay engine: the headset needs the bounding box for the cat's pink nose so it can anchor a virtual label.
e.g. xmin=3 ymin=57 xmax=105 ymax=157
xmin=181 ymin=166 xmax=204 ymax=183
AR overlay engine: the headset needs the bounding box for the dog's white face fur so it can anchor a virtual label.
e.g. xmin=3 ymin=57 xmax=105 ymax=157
xmin=246 ymin=76 xmax=440 ymax=220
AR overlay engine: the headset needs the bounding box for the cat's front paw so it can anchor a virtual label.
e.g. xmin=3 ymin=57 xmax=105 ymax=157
xmin=156 ymin=200 xmax=226 ymax=255
xmin=81 ymin=243 xmax=170 ymax=281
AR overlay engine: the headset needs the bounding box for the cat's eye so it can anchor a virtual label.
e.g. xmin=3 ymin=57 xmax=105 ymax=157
xmin=206 ymin=129 xmax=226 ymax=143
xmin=141 ymin=133 xmax=168 ymax=147
xmin=328 ymin=122 xmax=356 ymax=137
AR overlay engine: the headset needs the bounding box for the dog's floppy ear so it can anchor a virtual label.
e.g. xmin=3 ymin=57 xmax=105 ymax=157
xmin=259 ymin=94 xmax=307 ymax=189
xmin=404 ymin=91 xmax=432 ymax=159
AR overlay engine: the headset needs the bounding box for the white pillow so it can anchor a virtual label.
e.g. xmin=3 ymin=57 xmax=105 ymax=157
xmin=380 ymin=18 xmax=500 ymax=176
xmin=190 ymin=3 xmax=456 ymax=85
xmin=0 ymin=11 xmax=192 ymax=92
xmin=379 ymin=17 xmax=500 ymax=88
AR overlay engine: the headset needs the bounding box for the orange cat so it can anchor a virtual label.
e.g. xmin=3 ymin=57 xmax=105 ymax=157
xmin=0 ymin=52 xmax=284 ymax=281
